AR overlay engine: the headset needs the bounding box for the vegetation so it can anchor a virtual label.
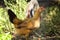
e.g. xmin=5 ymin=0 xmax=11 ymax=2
xmin=0 ymin=0 xmax=60 ymax=40
xmin=0 ymin=0 xmax=27 ymax=40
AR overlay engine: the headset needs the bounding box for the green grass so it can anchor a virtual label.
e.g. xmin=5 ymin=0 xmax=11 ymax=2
xmin=0 ymin=33 xmax=12 ymax=40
